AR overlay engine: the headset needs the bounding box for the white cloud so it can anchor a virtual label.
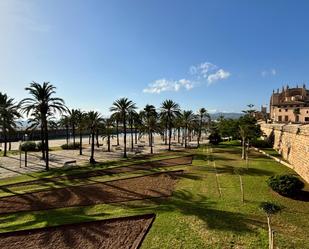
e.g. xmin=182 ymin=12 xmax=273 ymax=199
xmin=143 ymin=61 xmax=230 ymax=94
xmin=261 ymin=69 xmax=277 ymax=77
xmin=190 ymin=62 xmax=218 ymax=78
xmin=271 ymin=69 xmax=276 ymax=75
xmin=207 ymin=69 xmax=231 ymax=84
xmin=143 ymin=78 xmax=194 ymax=94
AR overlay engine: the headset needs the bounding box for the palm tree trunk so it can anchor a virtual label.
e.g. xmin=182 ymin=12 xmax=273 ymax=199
xmin=90 ymin=131 xmax=95 ymax=164
xmin=135 ymin=127 xmax=138 ymax=144
xmin=79 ymin=130 xmax=83 ymax=155
xmin=130 ymin=120 xmax=134 ymax=151
xmin=3 ymin=130 xmax=7 ymax=156
xmin=43 ymin=116 xmax=49 ymax=171
xmin=150 ymin=132 xmax=153 ymax=154
xmin=178 ymin=127 xmax=180 ymax=143
xmin=165 ymin=122 xmax=168 ymax=145
xmin=9 ymin=141 xmax=11 ymax=151
xmin=40 ymin=125 xmax=45 ymax=160
xmin=168 ymin=118 xmax=172 ymax=151
xmin=66 ymin=125 xmax=69 ymax=146
xmin=185 ymin=125 xmax=188 ymax=148
xmin=72 ymin=124 xmax=76 ymax=147
xmin=108 ymin=135 xmax=111 ymax=152
xmin=116 ymin=119 xmax=119 ymax=146
xmin=96 ymin=130 xmax=99 ymax=148
xmin=123 ymin=115 xmax=127 ymax=158
xmin=198 ymin=118 xmax=202 ymax=147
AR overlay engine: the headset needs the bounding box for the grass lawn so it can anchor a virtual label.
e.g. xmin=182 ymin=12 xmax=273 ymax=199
xmin=0 ymin=143 xmax=308 ymax=248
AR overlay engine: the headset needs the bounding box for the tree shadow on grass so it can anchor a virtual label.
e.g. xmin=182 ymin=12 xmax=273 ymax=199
xmin=118 ymin=189 xmax=263 ymax=234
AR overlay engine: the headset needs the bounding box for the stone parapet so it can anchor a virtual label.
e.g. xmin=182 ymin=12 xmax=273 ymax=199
xmin=260 ymin=123 xmax=309 ymax=183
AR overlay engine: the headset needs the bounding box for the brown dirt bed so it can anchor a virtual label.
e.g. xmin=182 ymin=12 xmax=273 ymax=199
xmin=0 ymin=214 xmax=155 ymax=249
xmin=0 ymin=170 xmax=183 ymax=214
xmin=2 ymin=156 xmax=192 ymax=188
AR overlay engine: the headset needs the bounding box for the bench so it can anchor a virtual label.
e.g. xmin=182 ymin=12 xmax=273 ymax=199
xmin=64 ymin=160 xmax=77 ymax=167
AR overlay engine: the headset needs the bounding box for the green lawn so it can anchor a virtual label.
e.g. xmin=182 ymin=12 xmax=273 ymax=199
xmin=0 ymin=144 xmax=308 ymax=248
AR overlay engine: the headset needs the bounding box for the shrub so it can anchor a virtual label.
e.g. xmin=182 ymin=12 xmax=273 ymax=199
xmin=36 ymin=141 xmax=43 ymax=151
xmin=267 ymin=174 xmax=305 ymax=196
xmin=259 ymin=201 xmax=281 ymax=215
xmin=20 ymin=141 xmax=37 ymax=151
xmin=61 ymin=142 xmax=80 ymax=150
xmin=251 ymin=139 xmax=272 ymax=148
xmin=208 ymin=132 xmax=222 ymax=145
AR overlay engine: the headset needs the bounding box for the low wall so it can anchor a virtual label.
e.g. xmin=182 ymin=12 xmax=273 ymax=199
xmin=260 ymin=123 xmax=309 ymax=183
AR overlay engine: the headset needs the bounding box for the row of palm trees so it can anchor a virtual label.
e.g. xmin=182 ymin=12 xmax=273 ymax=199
xmin=0 ymin=82 xmax=210 ymax=171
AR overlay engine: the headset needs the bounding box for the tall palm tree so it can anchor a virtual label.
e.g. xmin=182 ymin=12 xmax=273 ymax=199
xmin=102 ymin=118 xmax=115 ymax=152
xmin=140 ymin=109 xmax=160 ymax=154
xmin=182 ymin=110 xmax=195 ymax=148
xmin=111 ymin=112 xmax=121 ymax=146
xmin=197 ymin=108 xmax=207 ymax=147
xmin=140 ymin=104 xmax=157 ymax=147
xmin=59 ymin=115 xmax=70 ymax=147
xmin=27 ymin=111 xmax=54 ymax=159
xmin=0 ymin=93 xmax=21 ymax=156
xmin=110 ymin=98 xmax=137 ymax=158
xmin=75 ymin=109 xmax=86 ymax=155
xmin=68 ymin=109 xmax=79 ymax=147
xmin=174 ymin=114 xmax=183 ymax=144
xmin=160 ymin=100 xmax=181 ymax=151
xmin=21 ymin=82 xmax=66 ymax=170
xmin=128 ymin=110 xmax=138 ymax=151
xmin=86 ymin=111 xmax=103 ymax=164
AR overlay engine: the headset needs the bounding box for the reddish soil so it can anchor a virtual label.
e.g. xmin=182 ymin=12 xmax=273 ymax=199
xmin=0 ymin=214 xmax=155 ymax=249
xmin=2 ymin=156 xmax=192 ymax=188
xmin=0 ymin=170 xmax=183 ymax=214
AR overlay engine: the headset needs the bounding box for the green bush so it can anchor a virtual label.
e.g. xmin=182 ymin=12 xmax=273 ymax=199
xmin=61 ymin=143 xmax=80 ymax=150
xmin=267 ymin=174 xmax=304 ymax=196
xmin=208 ymin=132 xmax=222 ymax=145
xmin=36 ymin=141 xmax=43 ymax=151
xmin=251 ymin=139 xmax=272 ymax=148
xmin=20 ymin=141 xmax=37 ymax=151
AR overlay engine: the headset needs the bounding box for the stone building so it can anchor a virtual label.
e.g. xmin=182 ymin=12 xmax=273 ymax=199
xmin=270 ymin=84 xmax=309 ymax=123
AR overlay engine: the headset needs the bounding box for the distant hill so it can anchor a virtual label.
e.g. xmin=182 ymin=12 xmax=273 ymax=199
xmin=210 ymin=112 xmax=243 ymax=120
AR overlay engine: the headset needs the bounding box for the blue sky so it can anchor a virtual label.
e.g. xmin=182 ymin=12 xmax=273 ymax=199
xmin=1 ymin=0 xmax=309 ymax=114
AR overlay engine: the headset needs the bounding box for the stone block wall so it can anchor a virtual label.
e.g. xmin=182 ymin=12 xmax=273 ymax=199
xmin=260 ymin=123 xmax=309 ymax=183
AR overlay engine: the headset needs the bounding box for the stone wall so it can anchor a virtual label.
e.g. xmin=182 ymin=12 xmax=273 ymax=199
xmin=260 ymin=123 xmax=309 ymax=183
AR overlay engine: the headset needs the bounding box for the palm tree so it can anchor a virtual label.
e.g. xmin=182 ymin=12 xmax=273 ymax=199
xmin=140 ymin=112 xmax=160 ymax=154
xmin=27 ymin=111 xmax=54 ymax=159
xmin=110 ymin=98 xmax=137 ymax=158
xmin=102 ymin=118 xmax=115 ymax=152
xmin=174 ymin=114 xmax=183 ymax=144
xmin=86 ymin=111 xmax=103 ymax=164
xmin=0 ymin=93 xmax=21 ymax=156
xmin=111 ymin=112 xmax=121 ymax=146
xmin=59 ymin=115 xmax=70 ymax=147
xmin=182 ymin=110 xmax=195 ymax=148
xmin=160 ymin=100 xmax=181 ymax=151
xmin=197 ymin=108 xmax=207 ymax=147
xmin=140 ymin=104 xmax=157 ymax=147
xmin=75 ymin=109 xmax=86 ymax=155
xmin=21 ymin=82 xmax=66 ymax=170
xmin=128 ymin=110 xmax=138 ymax=151
xmin=68 ymin=109 xmax=79 ymax=147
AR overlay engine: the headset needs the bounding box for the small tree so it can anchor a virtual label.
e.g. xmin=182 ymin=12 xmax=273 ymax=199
xmin=260 ymin=202 xmax=281 ymax=249
xmin=238 ymin=114 xmax=261 ymax=160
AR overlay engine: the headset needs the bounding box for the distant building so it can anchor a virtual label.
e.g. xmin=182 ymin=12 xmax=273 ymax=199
xmin=270 ymin=84 xmax=309 ymax=123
